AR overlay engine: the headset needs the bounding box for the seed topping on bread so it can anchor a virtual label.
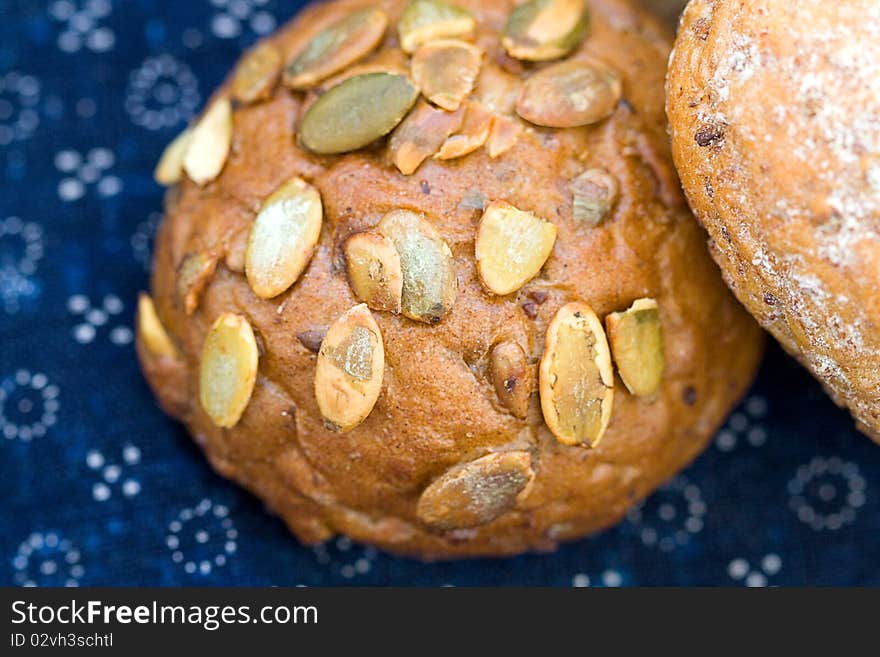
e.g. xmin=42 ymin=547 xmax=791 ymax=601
xmin=502 ymin=0 xmax=589 ymax=62
xmin=151 ymin=0 xmax=670 ymax=467
xmin=416 ymin=451 xmax=534 ymax=530
xmin=137 ymin=293 xmax=179 ymax=360
xmin=199 ymin=313 xmax=260 ymax=428
xmin=540 ymin=302 xmax=615 ymax=446
xmin=388 ymin=99 xmax=465 ymax=174
xmin=133 ymin=0 xmax=766 ymax=558
xmin=606 ymin=298 xmax=665 ymax=398
xmin=476 ymin=201 xmax=557 ymax=296
xmin=571 ymin=167 xmax=619 ymax=226
xmin=398 ymin=0 xmax=476 ymax=54
xmin=344 ymin=232 xmax=405 ymax=313
xmin=245 ymin=176 xmax=323 ymax=299
xmin=315 ymin=304 xmax=385 ymax=432
xmin=154 ymin=127 xmax=192 ymax=186
xmin=232 ymin=41 xmax=283 ymax=104
xmin=177 ymin=252 xmax=219 ymax=315
xmin=284 ymin=7 xmax=389 ymax=89
xmin=516 ymin=58 xmax=622 ymax=128
xmin=377 ymin=210 xmax=458 ymax=324
xmin=300 ymin=72 xmax=420 ymax=154
xmin=489 ymin=341 xmax=533 ymax=419
xmin=182 ymin=98 xmax=232 ymax=186
xmin=411 ymin=39 xmax=483 ymax=111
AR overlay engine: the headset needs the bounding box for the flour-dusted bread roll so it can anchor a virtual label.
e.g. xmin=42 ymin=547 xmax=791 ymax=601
xmin=667 ymin=0 xmax=880 ymax=442
xmin=137 ymin=0 xmax=762 ymax=558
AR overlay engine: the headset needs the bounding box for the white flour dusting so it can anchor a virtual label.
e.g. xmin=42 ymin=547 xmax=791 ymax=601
xmin=670 ymin=0 xmax=880 ymax=435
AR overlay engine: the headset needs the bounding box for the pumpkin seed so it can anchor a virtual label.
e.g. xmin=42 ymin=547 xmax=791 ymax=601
xmin=489 ymin=341 xmax=532 ymax=419
xmin=606 ymin=298 xmax=664 ymax=398
xmin=411 ymin=39 xmax=482 ymax=112
xmin=299 ymin=72 xmax=419 ymax=154
xmin=183 ymin=98 xmax=233 ymax=186
xmin=314 ymin=304 xmax=385 ymax=432
xmin=474 ymin=64 xmax=521 ymax=115
xmin=224 ymin=228 xmax=249 ymax=273
xmin=137 ymin=293 xmax=178 ymax=359
xmin=377 ymin=209 xmax=457 ymax=323
xmin=539 ymin=302 xmax=614 ymax=447
xmin=398 ymin=0 xmax=476 ymax=54
xmin=434 ymin=100 xmax=493 ymax=160
xmin=571 ymin=168 xmax=619 ymax=226
xmin=476 ymin=201 xmax=557 ymax=296
xmin=388 ymin=99 xmax=464 ymax=175
xmin=245 ymin=176 xmax=323 ymax=299
xmin=486 ymin=115 xmax=523 ymax=158
xmin=315 ymin=48 xmax=410 ymax=90
xmin=516 ymin=58 xmax=621 ymax=128
xmin=199 ymin=313 xmax=259 ymax=428
xmin=344 ymin=232 xmax=403 ymax=313
xmin=285 ymin=7 xmax=388 ymax=89
xmin=154 ymin=127 xmax=192 ymax=186
xmin=232 ymin=40 xmax=282 ymax=104
xmin=416 ymin=451 xmax=534 ymax=530
xmin=502 ymin=0 xmax=588 ymax=61
xmin=177 ymin=252 xmax=219 ymax=315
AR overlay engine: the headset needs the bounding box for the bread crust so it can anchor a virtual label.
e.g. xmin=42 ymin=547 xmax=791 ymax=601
xmin=138 ymin=0 xmax=763 ymax=558
xmin=667 ymin=0 xmax=880 ymax=443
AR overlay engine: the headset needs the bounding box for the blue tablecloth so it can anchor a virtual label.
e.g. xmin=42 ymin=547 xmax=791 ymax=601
xmin=1 ymin=0 xmax=877 ymax=587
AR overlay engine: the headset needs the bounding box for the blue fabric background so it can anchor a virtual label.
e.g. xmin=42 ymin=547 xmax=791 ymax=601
xmin=1 ymin=0 xmax=877 ymax=586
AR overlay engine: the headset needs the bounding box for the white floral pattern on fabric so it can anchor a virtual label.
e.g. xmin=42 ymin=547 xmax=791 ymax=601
xmin=12 ymin=532 xmax=84 ymax=587
xmin=788 ymin=457 xmax=866 ymax=531
xmin=131 ymin=212 xmax=160 ymax=272
xmin=67 ymin=294 xmax=131 ymax=345
xmin=571 ymin=569 xmax=625 ymax=587
xmin=86 ymin=444 xmax=142 ymax=502
xmin=55 ymin=148 xmax=122 ymax=202
xmin=0 ymin=217 xmax=44 ymax=314
xmin=728 ymin=554 xmax=782 ymax=587
xmin=625 ymin=476 xmax=706 ymax=552
xmin=166 ymin=499 xmax=238 ymax=576
xmin=0 ymin=370 xmax=59 ymax=442
xmin=716 ymin=394 xmax=769 ymax=451
xmin=312 ymin=537 xmax=377 ymax=580
xmin=125 ymin=56 xmax=200 ymax=131
xmin=208 ymin=0 xmax=276 ymax=39
xmin=49 ymin=0 xmax=115 ymax=54
xmin=0 ymin=72 xmax=41 ymax=145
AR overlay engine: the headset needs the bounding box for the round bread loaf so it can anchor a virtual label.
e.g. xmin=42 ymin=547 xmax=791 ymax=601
xmin=667 ymin=0 xmax=880 ymax=443
xmin=138 ymin=0 xmax=762 ymax=558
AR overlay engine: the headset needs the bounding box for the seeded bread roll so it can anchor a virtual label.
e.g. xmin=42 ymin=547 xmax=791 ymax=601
xmin=667 ymin=0 xmax=880 ymax=443
xmin=137 ymin=0 xmax=762 ymax=558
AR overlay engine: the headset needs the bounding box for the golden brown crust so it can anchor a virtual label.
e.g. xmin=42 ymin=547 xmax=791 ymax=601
xmin=667 ymin=0 xmax=880 ymax=443
xmin=138 ymin=0 xmax=763 ymax=558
